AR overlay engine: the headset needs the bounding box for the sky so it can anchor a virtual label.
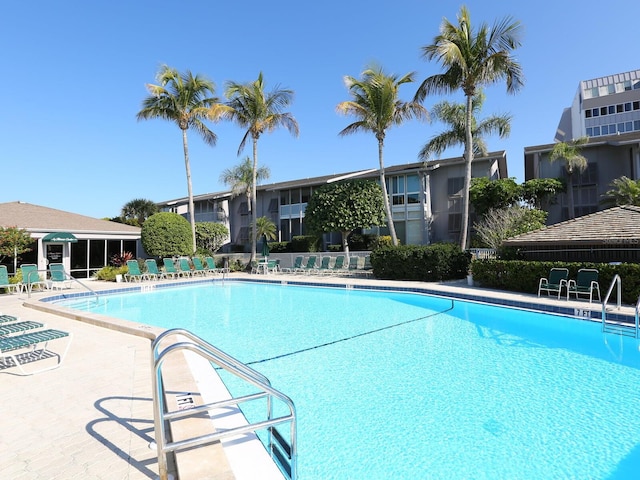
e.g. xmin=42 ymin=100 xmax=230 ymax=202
xmin=1 ymin=1 xmax=639 ymax=219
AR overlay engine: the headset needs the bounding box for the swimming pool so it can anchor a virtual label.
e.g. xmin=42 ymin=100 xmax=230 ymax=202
xmin=57 ymin=281 xmax=640 ymax=479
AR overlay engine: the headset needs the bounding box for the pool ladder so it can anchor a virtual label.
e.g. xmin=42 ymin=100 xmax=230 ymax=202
xmin=151 ymin=328 xmax=297 ymax=480
xmin=601 ymin=274 xmax=640 ymax=337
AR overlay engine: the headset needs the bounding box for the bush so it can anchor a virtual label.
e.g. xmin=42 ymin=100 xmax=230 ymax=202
xmin=290 ymin=235 xmax=321 ymax=252
xmin=94 ymin=265 xmax=128 ymax=281
xmin=142 ymin=212 xmax=192 ymax=257
xmin=370 ymin=243 xmax=470 ymax=281
xmin=268 ymin=242 xmax=289 ymax=253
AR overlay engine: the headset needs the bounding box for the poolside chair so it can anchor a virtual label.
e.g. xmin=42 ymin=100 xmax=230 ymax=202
xmin=0 ymin=326 xmax=72 ymax=376
xmin=48 ymin=263 xmax=73 ymax=290
xmin=145 ymin=259 xmax=167 ymax=280
xmin=567 ymin=268 xmax=601 ymax=303
xmin=192 ymin=257 xmax=211 ymax=276
xmin=281 ymin=256 xmax=304 ymax=273
xmin=327 ymin=255 xmax=347 ymax=275
xmin=296 ymin=256 xmax=317 ymax=274
xmin=20 ymin=264 xmax=48 ymax=292
xmin=537 ymin=268 xmax=569 ymax=299
xmin=178 ymin=258 xmax=195 ymax=277
xmin=267 ymin=259 xmax=280 ymax=274
xmin=124 ymin=260 xmax=149 ymax=282
xmin=346 ymin=256 xmax=360 ymax=275
xmin=163 ymin=258 xmax=185 ymax=278
xmin=0 ymin=266 xmax=20 ymax=294
xmin=310 ymin=256 xmax=331 ymax=275
xmin=205 ymin=256 xmax=228 ymax=274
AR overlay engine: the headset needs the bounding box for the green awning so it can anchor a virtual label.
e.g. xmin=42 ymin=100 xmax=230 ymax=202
xmin=42 ymin=232 xmax=78 ymax=243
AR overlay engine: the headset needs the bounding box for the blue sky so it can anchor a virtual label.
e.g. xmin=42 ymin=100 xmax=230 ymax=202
xmin=1 ymin=1 xmax=638 ymax=219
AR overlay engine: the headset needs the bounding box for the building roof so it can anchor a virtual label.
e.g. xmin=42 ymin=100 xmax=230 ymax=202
xmin=0 ymin=201 xmax=141 ymax=234
xmin=503 ymin=205 xmax=640 ymax=246
xmin=526 ymin=131 xmax=640 ymax=154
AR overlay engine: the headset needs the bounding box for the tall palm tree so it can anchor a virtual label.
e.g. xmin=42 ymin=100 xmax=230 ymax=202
xmin=549 ymin=136 xmax=589 ymax=219
xmin=601 ymin=176 xmax=640 ymax=207
xmin=137 ymin=65 xmax=226 ymax=254
xmin=121 ymin=198 xmax=158 ymax=226
xmin=419 ymin=91 xmax=511 ymax=160
xmin=415 ymin=6 xmax=524 ymax=250
xmin=223 ymin=72 xmax=299 ymax=262
xmin=219 ymin=156 xmax=270 ymax=235
xmin=337 ymin=64 xmax=428 ymax=246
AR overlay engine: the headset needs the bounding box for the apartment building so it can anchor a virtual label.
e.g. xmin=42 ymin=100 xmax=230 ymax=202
xmin=525 ymin=69 xmax=640 ymax=224
xmin=157 ymin=152 xmax=507 ymax=251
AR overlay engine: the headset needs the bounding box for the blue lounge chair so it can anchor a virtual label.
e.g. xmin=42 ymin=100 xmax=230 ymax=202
xmin=567 ymin=269 xmax=601 ymax=303
xmin=20 ymin=264 xmax=48 ymax=292
xmin=49 ymin=263 xmax=72 ymax=290
xmin=0 ymin=266 xmax=20 ymax=294
xmin=125 ymin=260 xmax=149 ymax=282
xmin=145 ymin=259 xmax=167 ymax=280
xmin=537 ymin=268 xmax=569 ymax=299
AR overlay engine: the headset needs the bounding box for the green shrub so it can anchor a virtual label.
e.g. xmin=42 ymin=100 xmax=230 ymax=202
xmin=94 ymin=265 xmax=128 ymax=281
xmin=141 ymin=212 xmax=192 ymax=257
xmin=290 ymin=235 xmax=321 ymax=252
xmin=268 ymin=242 xmax=289 ymax=253
xmin=370 ymin=243 xmax=470 ymax=281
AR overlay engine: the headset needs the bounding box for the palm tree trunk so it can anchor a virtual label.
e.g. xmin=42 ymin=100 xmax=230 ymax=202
xmin=378 ymin=138 xmax=398 ymax=245
xmin=250 ymin=137 xmax=259 ymax=263
xmin=567 ymin=175 xmax=576 ymax=219
xmin=460 ymin=94 xmax=474 ymax=251
xmin=182 ymin=129 xmax=197 ymax=254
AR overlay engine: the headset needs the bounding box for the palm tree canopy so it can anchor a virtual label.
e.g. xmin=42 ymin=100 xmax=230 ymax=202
xmin=121 ymin=198 xmax=158 ymax=225
xmin=223 ymin=72 xmax=299 ymax=154
xmin=219 ymin=157 xmax=270 ymax=200
xmin=337 ymin=65 xmax=429 ymax=142
xmin=136 ymin=65 xmax=225 ymax=143
xmin=549 ymin=136 xmax=589 ymax=175
xmin=419 ymin=91 xmax=511 ymax=160
xmin=601 ymin=176 xmax=640 ymax=207
xmin=415 ymin=6 xmax=524 ymax=102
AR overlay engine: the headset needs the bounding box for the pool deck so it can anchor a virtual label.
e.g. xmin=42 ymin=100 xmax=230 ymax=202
xmin=0 ymin=273 xmax=636 ymax=479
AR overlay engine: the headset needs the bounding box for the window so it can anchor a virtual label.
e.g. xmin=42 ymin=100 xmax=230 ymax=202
xmin=406 ymin=175 xmax=420 ymax=204
xmin=448 ymin=177 xmax=464 ymax=196
xmin=608 ymin=105 xmax=615 ymax=115
xmin=617 ymin=104 xmax=624 ymax=113
xmin=607 ymin=84 xmax=616 ymax=94
xmin=625 ymin=102 xmax=632 ymax=112
xmin=585 ymin=110 xmax=592 ymax=118
xmin=618 ymin=123 xmax=625 ymax=133
xmin=591 ymin=87 xmax=599 ymax=98
xmin=634 ymin=120 xmax=640 ymax=131
xmin=593 ymin=126 xmax=601 ymax=136
xmin=600 ymin=107 xmax=608 ymax=116
xmin=391 ymin=176 xmax=405 ymax=205
xmin=624 ymin=80 xmax=632 ymax=91
xmin=592 ymin=108 xmax=599 ymax=117
xmin=634 ymin=101 xmax=640 ymax=110
xmin=586 ymin=127 xmax=593 ymax=136
xmin=626 ymin=121 xmax=633 ymax=132
xmin=602 ymin=125 xmax=609 ymax=135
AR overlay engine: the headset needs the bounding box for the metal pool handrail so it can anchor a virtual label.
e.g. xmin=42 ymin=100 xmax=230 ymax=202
xmin=601 ymin=274 xmax=621 ymax=326
xmin=151 ymin=328 xmax=297 ymax=480
xmin=636 ymin=295 xmax=640 ymax=338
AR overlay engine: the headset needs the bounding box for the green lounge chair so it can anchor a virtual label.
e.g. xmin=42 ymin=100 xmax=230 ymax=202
xmin=125 ymin=260 xmax=149 ymax=282
xmin=163 ymin=258 xmax=185 ymax=278
xmin=327 ymin=255 xmax=347 ymax=275
xmin=567 ymin=269 xmax=601 ymax=303
xmin=346 ymin=256 xmax=360 ymax=275
xmin=145 ymin=259 xmax=167 ymax=280
xmin=0 ymin=320 xmax=44 ymax=336
xmin=296 ymin=256 xmax=317 ymax=274
xmin=537 ymin=268 xmax=569 ymax=299
xmin=177 ymin=258 xmax=194 ymax=277
xmin=310 ymin=256 xmax=331 ymax=275
xmin=191 ymin=258 xmax=209 ymax=276
xmin=20 ymin=264 xmax=48 ymax=292
xmin=281 ymin=256 xmax=303 ymax=273
xmin=0 ymin=266 xmax=20 ymax=294
xmin=49 ymin=263 xmax=72 ymax=290
xmin=205 ymin=256 xmax=228 ymax=274
xmin=0 ymin=328 xmax=72 ymax=376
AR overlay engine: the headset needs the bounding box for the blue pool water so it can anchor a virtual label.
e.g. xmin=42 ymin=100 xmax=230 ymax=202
xmin=57 ymin=281 xmax=640 ymax=479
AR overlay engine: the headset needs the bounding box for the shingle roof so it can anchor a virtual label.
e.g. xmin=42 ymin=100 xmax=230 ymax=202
xmin=0 ymin=202 xmax=140 ymax=234
xmin=503 ymin=205 xmax=640 ymax=246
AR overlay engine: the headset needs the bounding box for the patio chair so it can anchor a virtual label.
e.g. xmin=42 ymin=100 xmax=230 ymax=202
xmin=191 ymin=257 xmax=210 ymax=276
xmin=327 ymin=255 xmax=347 ymax=275
xmin=20 ymin=264 xmax=48 ymax=292
xmin=48 ymin=263 xmax=73 ymax=290
xmin=537 ymin=268 xmax=569 ymax=299
xmin=296 ymin=256 xmax=317 ymax=274
xmin=177 ymin=258 xmax=195 ymax=277
xmin=346 ymin=256 xmax=361 ymax=275
xmin=281 ymin=256 xmax=304 ymax=273
xmin=310 ymin=256 xmax=331 ymax=275
xmin=124 ymin=260 xmax=150 ymax=282
xmin=0 ymin=327 xmax=72 ymax=376
xmin=0 ymin=266 xmax=20 ymax=294
xmin=567 ymin=268 xmax=601 ymax=303
xmin=205 ymin=256 xmax=228 ymax=274
xmin=163 ymin=258 xmax=185 ymax=278
xmin=145 ymin=259 xmax=167 ymax=280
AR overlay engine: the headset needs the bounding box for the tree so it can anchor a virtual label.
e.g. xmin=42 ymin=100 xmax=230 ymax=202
xmin=521 ymin=178 xmax=564 ymax=210
xmin=474 ymin=207 xmax=547 ymax=249
xmin=219 ymin=156 xmax=270 ymax=216
xmin=415 ymin=6 xmax=524 ymax=250
xmin=0 ymin=226 xmax=32 ymax=273
xmin=195 ymin=222 xmax=229 ymax=254
xmin=223 ymin=72 xmax=299 ymax=263
xmin=418 ymin=91 xmax=511 ymax=161
xmin=549 ymin=136 xmax=589 ymax=219
xmin=337 ymin=64 xmax=428 ymax=246
xmin=141 ymin=212 xmax=192 ymax=258
xmin=304 ymin=180 xmax=386 ymax=257
xmin=254 ymin=216 xmax=277 ymax=241
xmin=600 ymin=176 xmax=640 ymax=207
xmin=137 ymin=65 xmax=226 ymax=254
xmin=469 ymin=177 xmax=521 ymax=217
xmin=121 ymin=198 xmax=158 ymax=226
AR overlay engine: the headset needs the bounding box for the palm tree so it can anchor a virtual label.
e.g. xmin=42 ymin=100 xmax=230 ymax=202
xmin=415 ymin=6 xmax=524 ymax=250
xmin=601 ymin=176 xmax=640 ymax=207
xmin=419 ymin=91 xmax=511 ymax=160
xmin=549 ymin=136 xmax=589 ymax=219
xmin=255 ymin=216 xmax=277 ymax=241
xmin=223 ymin=72 xmax=299 ymax=263
xmin=219 ymin=156 xmax=270 ymax=216
xmin=137 ymin=65 xmax=226 ymax=254
xmin=337 ymin=64 xmax=428 ymax=246
xmin=121 ymin=198 xmax=158 ymax=226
